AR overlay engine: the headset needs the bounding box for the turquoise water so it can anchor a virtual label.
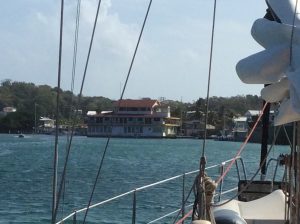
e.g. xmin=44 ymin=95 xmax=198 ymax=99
xmin=0 ymin=134 xmax=289 ymax=223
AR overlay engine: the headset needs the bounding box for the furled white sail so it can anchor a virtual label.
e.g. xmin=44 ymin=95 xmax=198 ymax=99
xmin=236 ymin=0 xmax=300 ymax=126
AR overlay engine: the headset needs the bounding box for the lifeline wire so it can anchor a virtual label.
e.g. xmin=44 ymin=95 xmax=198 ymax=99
xmin=52 ymin=0 xmax=64 ymax=223
xmin=82 ymin=1 xmax=153 ymax=223
xmin=53 ymin=0 xmax=103 ymax=222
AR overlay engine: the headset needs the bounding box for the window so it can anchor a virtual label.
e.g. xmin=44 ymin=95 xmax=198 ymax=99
xmin=154 ymin=118 xmax=160 ymax=122
xmin=145 ymin=118 xmax=151 ymax=124
xmin=138 ymin=118 xmax=143 ymax=122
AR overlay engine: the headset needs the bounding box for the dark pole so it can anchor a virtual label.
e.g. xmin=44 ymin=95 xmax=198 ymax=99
xmin=34 ymin=103 xmax=37 ymax=134
xmin=260 ymin=98 xmax=270 ymax=179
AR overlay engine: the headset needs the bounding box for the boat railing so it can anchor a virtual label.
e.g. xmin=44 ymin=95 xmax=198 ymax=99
xmin=56 ymin=156 xmax=246 ymax=224
xmin=265 ymin=158 xmax=281 ymax=182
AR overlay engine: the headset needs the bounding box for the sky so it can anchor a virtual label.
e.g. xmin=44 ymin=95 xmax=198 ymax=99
xmin=0 ymin=0 xmax=267 ymax=103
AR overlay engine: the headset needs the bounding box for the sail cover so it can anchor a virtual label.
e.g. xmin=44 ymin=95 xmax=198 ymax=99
xmin=236 ymin=0 xmax=300 ymax=126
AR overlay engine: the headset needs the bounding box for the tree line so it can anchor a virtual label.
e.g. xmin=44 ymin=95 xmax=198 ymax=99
xmin=0 ymin=80 xmax=263 ymax=133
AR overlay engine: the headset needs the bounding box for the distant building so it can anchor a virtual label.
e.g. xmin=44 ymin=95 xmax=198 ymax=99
xmin=87 ymin=99 xmax=180 ymax=138
xmin=231 ymin=110 xmax=289 ymax=143
xmin=87 ymin=111 xmax=97 ymax=116
xmin=3 ymin=107 xmax=17 ymax=113
xmin=0 ymin=106 xmax=17 ymax=117
xmin=38 ymin=117 xmax=55 ymax=134
xmin=232 ymin=117 xmax=248 ymax=141
xmin=183 ymin=120 xmax=215 ymax=137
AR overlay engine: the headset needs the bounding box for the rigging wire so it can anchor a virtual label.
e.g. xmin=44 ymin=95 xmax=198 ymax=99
xmin=289 ymin=0 xmax=299 ymax=71
xmin=171 ymin=180 xmax=197 ymax=224
xmin=52 ymin=0 xmax=102 ymax=222
xmin=200 ymin=0 xmax=217 ymax=159
xmin=215 ymin=103 xmax=268 ymax=185
xmin=52 ymin=0 xmax=64 ymax=223
xmin=201 ymin=0 xmax=217 ymax=158
xmin=175 ymin=102 xmax=268 ymax=224
xmin=288 ymin=1 xmax=299 ymax=222
xmin=193 ymin=0 xmax=217 ymax=220
xmin=212 ymin=125 xmax=282 ymax=208
xmin=71 ymin=0 xmax=81 ymax=95
xmin=61 ymin=0 xmax=82 ymax=218
xmin=82 ymin=1 xmax=153 ymax=223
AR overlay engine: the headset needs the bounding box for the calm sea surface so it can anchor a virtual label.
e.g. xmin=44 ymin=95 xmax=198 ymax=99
xmin=0 ymin=134 xmax=289 ymax=223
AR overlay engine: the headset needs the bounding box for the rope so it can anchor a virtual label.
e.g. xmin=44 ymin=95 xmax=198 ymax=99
xmin=215 ymin=102 xmax=268 ymax=185
xmin=176 ymin=102 xmax=268 ymax=224
xmin=212 ymin=125 xmax=282 ymax=208
xmin=175 ymin=210 xmax=193 ymax=224
xmin=172 ymin=181 xmax=196 ymax=224
xmin=82 ymin=1 xmax=153 ymax=223
xmin=52 ymin=1 xmax=64 ymax=223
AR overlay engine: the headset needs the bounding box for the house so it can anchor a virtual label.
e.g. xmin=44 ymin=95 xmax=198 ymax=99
xmin=232 ymin=117 xmax=248 ymax=141
xmin=0 ymin=106 xmax=17 ymax=117
xmin=87 ymin=99 xmax=180 ymax=138
xmin=3 ymin=107 xmax=17 ymax=113
xmin=38 ymin=117 xmax=55 ymax=134
xmin=183 ymin=120 xmax=215 ymax=137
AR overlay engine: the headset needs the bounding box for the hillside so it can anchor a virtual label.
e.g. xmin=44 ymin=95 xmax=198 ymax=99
xmin=0 ymin=80 xmax=263 ymax=133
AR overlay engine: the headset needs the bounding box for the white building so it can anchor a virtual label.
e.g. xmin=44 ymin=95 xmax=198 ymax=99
xmin=87 ymin=99 xmax=180 ymax=137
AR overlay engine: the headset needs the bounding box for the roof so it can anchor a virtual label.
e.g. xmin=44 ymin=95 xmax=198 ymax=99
xmin=40 ymin=117 xmax=54 ymax=121
xmin=246 ymin=110 xmax=260 ymax=116
xmin=87 ymin=111 xmax=97 ymax=116
xmin=234 ymin=117 xmax=247 ymax=122
xmin=114 ymin=99 xmax=159 ymax=108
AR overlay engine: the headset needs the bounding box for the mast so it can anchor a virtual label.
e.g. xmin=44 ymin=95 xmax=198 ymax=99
xmin=294 ymin=122 xmax=300 ymax=223
xmin=259 ymin=98 xmax=270 ymax=180
xmin=258 ymin=3 xmax=281 ymax=181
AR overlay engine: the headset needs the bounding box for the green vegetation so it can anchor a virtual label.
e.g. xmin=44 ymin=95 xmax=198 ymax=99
xmin=0 ymin=80 xmax=263 ymax=133
xmin=0 ymin=80 xmax=113 ymax=133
